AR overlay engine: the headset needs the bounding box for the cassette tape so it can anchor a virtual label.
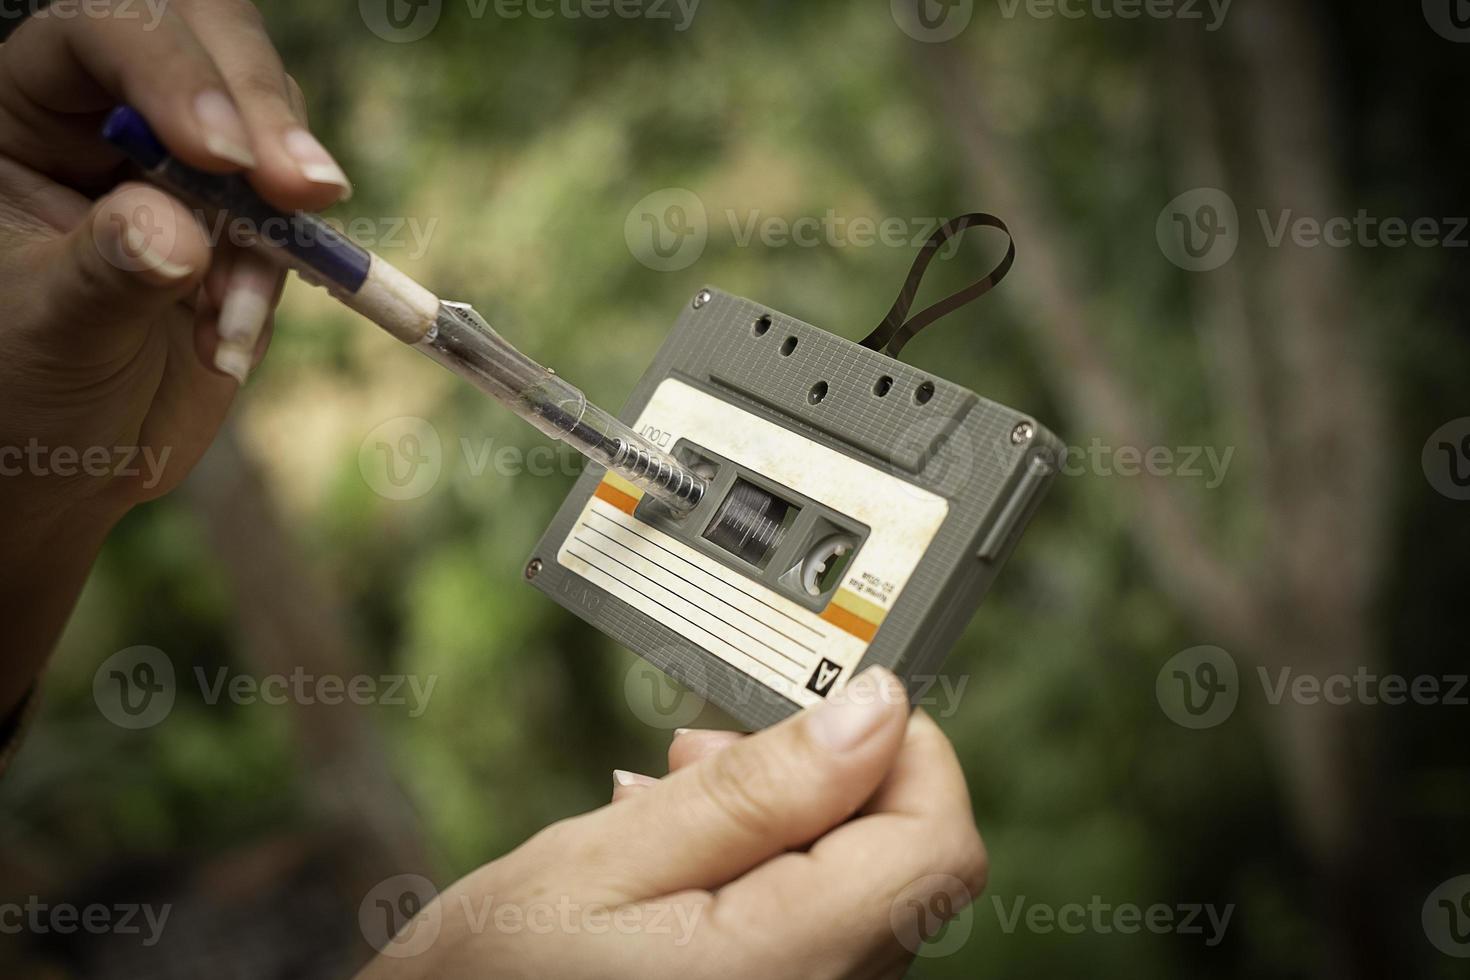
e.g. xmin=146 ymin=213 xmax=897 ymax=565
xmin=526 ymin=287 xmax=1060 ymax=729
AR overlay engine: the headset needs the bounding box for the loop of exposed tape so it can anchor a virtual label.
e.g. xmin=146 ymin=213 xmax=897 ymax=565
xmin=859 ymin=212 xmax=1014 ymax=359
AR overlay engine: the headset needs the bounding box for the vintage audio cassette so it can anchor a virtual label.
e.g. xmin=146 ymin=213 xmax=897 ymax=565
xmin=526 ymin=285 xmax=1060 ymax=730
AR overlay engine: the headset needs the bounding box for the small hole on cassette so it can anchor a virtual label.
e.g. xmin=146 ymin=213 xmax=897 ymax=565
xmin=914 ymin=380 xmax=935 ymax=405
xmin=780 ymin=337 xmax=798 ymax=356
xmin=808 ymin=381 xmax=828 ymax=405
xmin=874 ymin=376 xmax=893 ymax=397
xmin=753 ymin=314 xmax=772 ymax=336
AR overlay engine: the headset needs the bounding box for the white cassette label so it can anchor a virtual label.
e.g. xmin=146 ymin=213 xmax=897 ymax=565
xmin=557 ymin=379 xmax=948 ymax=707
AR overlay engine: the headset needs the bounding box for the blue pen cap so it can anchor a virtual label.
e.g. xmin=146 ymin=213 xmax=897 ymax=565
xmin=102 ymin=106 xmax=169 ymax=170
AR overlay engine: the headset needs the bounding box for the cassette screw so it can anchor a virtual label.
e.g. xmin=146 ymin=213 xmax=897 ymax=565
xmin=1010 ymin=421 xmax=1035 ymax=446
xmin=525 ymin=558 xmax=543 ymax=580
xmin=693 ymin=289 xmax=712 ymax=310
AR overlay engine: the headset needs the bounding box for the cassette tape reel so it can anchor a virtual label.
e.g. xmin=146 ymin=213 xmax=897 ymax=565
xmin=527 ymin=287 xmax=1060 ymax=729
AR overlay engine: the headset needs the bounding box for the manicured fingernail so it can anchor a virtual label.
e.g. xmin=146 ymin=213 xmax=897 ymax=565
xmin=284 ymin=128 xmax=353 ymax=200
xmin=213 ymin=344 xmax=252 ymax=385
xmin=123 ymin=226 xmax=193 ymax=280
xmin=217 ymin=277 xmax=272 ymax=347
xmin=612 ymin=769 xmax=657 ymax=789
xmin=806 ymin=666 xmax=905 ymax=751
xmin=194 ymin=90 xmax=256 ymax=168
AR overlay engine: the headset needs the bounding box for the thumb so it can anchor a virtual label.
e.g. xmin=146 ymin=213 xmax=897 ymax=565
xmin=569 ymin=665 xmax=910 ymax=900
xmin=34 ymin=183 xmax=211 ymax=340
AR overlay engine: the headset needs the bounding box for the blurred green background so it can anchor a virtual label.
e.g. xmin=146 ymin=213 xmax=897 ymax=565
xmin=2 ymin=0 xmax=1467 ymax=977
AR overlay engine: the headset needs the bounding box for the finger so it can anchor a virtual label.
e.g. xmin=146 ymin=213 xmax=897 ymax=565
xmin=23 ymin=183 xmax=210 ymax=355
xmin=177 ymin=1 xmax=351 ymax=209
xmin=711 ymin=712 xmax=986 ymax=966
xmin=611 ymin=769 xmax=658 ymax=803
xmin=197 ymin=251 xmax=280 ymax=384
xmin=668 ymin=729 xmax=743 ymax=772
xmin=2 ymin=5 xmax=255 ymax=175
xmin=543 ymin=666 xmax=910 ymax=901
xmin=249 ymin=264 xmax=288 ymax=370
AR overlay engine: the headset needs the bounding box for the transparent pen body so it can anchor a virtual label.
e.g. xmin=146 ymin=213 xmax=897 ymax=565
xmin=419 ymin=303 xmax=707 ymax=513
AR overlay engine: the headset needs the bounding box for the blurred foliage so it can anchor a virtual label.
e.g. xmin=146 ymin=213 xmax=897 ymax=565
xmin=3 ymin=1 xmax=1468 ymax=978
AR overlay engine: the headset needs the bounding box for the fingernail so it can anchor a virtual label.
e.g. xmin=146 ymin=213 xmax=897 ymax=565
xmin=213 ymin=344 xmax=252 ymax=385
xmin=217 ymin=276 xmax=273 ymax=347
xmin=194 ymin=90 xmax=256 ymax=168
xmin=123 ymin=226 xmax=193 ymax=280
xmin=284 ymin=128 xmax=353 ymax=200
xmin=673 ymin=728 xmax=694 ymax=737
xmin=806 ymin=666 xmax=904 ymax=751
xmin=612 ymin=769 xmax=657 ymax=789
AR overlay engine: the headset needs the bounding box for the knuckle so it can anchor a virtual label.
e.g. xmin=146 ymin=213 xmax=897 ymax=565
xmin=283 ymin=74 xmax=308 ymax=120
xmin=232 ymin=68 xmax=293 ymax=109
xmin=945 ymin=824 xmax=989 ymax=897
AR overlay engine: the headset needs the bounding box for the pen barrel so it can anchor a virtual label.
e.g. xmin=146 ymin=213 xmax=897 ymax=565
xmin=101 ymin=106 xmax=437 ymax=342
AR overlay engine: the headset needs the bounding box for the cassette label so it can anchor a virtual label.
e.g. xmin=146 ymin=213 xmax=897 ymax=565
xmin=556 ymin=378 xmax=948 ymax=707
